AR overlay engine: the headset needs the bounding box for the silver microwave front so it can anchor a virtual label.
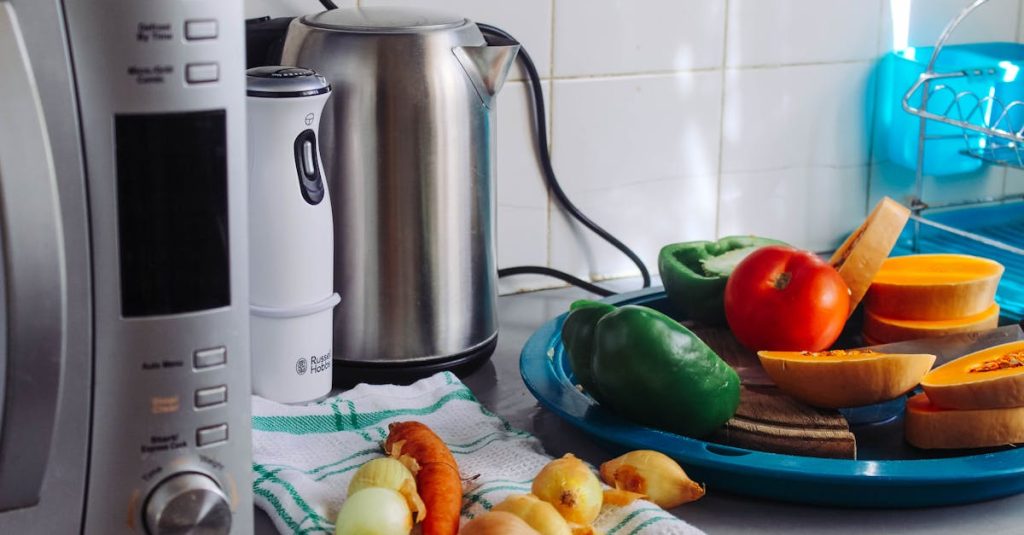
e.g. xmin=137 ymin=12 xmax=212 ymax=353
xmin=0 ymin=0 xmax=253 ymax=532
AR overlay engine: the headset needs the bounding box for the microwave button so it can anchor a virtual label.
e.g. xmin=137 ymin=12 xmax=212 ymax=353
xmin=196 ymin=424 xmax=228 ymax=447
xmin=194 ymin=346 xmax=226 ymax=369
xmin=185 ymin=19 xmax=218 ymax=41
xmin=195 ymin=385 xmax=227 ymax=408
xmin=186 ymin=62 xmax=219 ymax=84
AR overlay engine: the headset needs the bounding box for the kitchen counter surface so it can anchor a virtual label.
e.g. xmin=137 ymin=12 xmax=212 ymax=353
xmin=256 ymin=278 xmax=1024 ymax=534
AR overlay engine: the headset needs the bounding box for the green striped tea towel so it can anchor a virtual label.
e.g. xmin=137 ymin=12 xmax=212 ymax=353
xmin=252 ymin=371 xmax=704 ymax=535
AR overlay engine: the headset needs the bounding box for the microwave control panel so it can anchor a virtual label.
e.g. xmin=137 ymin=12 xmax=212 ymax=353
xmin=60 ymin=0 xmax=252 ymax=533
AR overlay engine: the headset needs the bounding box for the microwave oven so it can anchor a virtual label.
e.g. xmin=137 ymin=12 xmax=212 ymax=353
xmin=0 ymin=0 xmax=252 ymax=532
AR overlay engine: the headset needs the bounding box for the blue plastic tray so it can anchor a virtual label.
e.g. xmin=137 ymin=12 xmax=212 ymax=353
xmin=520 ymin=289 xmax=1024 ymax=508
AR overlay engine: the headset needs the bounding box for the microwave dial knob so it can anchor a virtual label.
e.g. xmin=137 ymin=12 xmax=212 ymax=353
xmin=144 ymin=472 xmax=232 ymax=535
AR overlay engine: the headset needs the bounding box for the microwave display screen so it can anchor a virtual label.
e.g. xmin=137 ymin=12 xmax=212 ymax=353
xmin=115 ymin=110 xmax=230 ymax=316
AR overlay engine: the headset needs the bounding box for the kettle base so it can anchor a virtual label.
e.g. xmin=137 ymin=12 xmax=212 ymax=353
xmin=332 ymin=334 xmax=497 ymax=389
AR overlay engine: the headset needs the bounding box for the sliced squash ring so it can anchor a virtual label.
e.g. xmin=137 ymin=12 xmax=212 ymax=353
xmin=920 ymin=340 xmax=1024 ymax=410
xmin=905 ymin=392 xmax=1024 ymax=449
xmin=866 ymin=254 xmax=1003 ymax=321
xmin=863 ymin=302 xmax=1000 ymax=344
xmin=757 ymin=349 xmax=935 ymax=409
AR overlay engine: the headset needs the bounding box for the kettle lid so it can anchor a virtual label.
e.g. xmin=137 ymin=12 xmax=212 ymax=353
xmin=300 ymin=7 xmax=467 ymax=33
xmin=246 ymin=66 xmax=331 ymax=98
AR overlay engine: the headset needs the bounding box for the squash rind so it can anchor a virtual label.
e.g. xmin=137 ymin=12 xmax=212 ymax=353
xmin=756 ymin=350 xmax=935 ymax=409
xmin=920 ymin=341 xmax=1024 ymax=410
xmin=905 ymin=392 xmax=1024 ymax=449
xmin=828 ymin=197 xmax=910 ymax=317
xmin=862 ymin=303 xmax=1000 ymax=344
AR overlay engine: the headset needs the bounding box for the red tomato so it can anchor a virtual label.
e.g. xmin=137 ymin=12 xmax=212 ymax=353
xmin=724 ymin=245 xmax=850 ymax=352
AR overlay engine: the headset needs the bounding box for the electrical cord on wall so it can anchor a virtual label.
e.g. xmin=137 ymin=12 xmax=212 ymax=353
xmin=308 ymin=4 xmax=647 ymax=296
xmin=478 ymin=23 xmax=652 ymax=296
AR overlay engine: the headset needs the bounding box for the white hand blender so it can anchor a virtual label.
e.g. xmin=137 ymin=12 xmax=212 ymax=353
xmin=247 ymin=66 xmax=338 ymax=403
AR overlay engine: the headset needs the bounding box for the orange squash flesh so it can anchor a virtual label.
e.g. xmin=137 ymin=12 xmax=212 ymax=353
xmin=757 ymin=349 xmax=935 ymax=409
xmin=829 ymin=196 xmax=910 ymax=316
xmin=862 ymin=303 xmax=1000 ymax=344
xmin=920 ymin=341 xmax=1024 ymax=410
xmin=905 ymin=392 xmax=1024 ymax=449
xmin=865 ymin=254 xmax=1003 ymax=321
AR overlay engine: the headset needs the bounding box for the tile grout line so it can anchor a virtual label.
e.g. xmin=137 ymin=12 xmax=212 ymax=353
xmin=545 ymin=57 xmax=877 ymax=84
xmin=545 ymin=0 xmax=557 ymax=275
xmin=1018 ymin=0 xmax=1024 ymax=42
xmin=864 ymin=0 xmax=888 ymax=214
xmin=714 ymin=0 xmax=730 ymax=239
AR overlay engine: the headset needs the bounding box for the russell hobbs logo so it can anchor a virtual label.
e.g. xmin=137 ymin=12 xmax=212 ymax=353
xmin=304 ymin=113 xmax=315 ymax=126
xmin=310 ymin=353 xmax=332 ymax=374
xmin=295 ymin=353 xmax=331 ymax=376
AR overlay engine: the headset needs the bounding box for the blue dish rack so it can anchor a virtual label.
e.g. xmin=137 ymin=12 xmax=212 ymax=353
xmin=892 ymin=202 xmax=1024 ymax=322
xmin=893 ymin=0 xmax=1024 ymax=321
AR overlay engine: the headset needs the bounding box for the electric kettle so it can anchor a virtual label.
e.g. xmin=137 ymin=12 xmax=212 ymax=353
xmin=280 ymin=7 xmax=518 ymax=378
xmin=247 ymin=66 xmax=339 ymax=403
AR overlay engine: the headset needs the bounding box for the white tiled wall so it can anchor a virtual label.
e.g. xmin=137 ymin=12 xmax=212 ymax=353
xmin=246 ymin=0 xmax=1024 ymax=293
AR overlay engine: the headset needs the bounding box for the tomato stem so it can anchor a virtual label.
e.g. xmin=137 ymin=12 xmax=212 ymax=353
xmin=773 ymin=271 xmax=792 ymax=291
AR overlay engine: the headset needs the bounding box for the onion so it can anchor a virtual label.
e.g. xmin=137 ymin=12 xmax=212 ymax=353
xmin=460 ymin=511 xmax=540 ymax=535
xmin=602 ymin=488 xmax=645 ymax=507
xmin=334 ymin=487 xmax=412 ymax=535
xmin=348 ymin=457 xmax=426 ymax=522
xmin=492 ymin=494 xmax=572 ymax=535
xmin=530 ymin=454 xmax=603 ymax=524
xmin=599 ymin=450 xmax=704 ymax=508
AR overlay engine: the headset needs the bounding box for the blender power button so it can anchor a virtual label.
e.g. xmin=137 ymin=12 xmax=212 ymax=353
xmin=302 ymin=140 xmax=316 ymax=177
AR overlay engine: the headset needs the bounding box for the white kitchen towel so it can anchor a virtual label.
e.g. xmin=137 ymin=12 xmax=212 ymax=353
xmin=252 ymin=371 xmax=705 ymax=535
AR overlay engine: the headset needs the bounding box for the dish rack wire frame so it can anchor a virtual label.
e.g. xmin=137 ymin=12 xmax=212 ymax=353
xmin=900 ymin=0 xmax=1024 ymax=253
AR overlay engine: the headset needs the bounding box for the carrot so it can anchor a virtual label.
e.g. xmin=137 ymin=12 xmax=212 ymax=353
xmin=384 ymin=421 xmax=462 ymax=535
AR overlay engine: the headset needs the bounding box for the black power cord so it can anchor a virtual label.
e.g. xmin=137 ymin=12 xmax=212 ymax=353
xmin=319 ymin=0 xmax=338 ymax=9
xmin=478 ymin=23 xmax=652 ymax=295
xmin=498 ymin=266 xmax=616 ymax=297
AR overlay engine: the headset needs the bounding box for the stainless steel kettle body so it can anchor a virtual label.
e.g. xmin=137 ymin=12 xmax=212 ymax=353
xmin=281 ymin=8 xmax=518 ymax=369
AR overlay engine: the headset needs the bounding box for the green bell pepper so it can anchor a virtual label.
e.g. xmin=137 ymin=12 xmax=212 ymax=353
xmin=562 ymin=300 xmax=617 ymax=403
xmin=658 ymin=235 xmax=785 ymax=325
xmin=562 ymin=301 xmax=740 ymax=438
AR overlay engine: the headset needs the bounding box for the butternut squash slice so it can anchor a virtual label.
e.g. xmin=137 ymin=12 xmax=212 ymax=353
xmin=920 ymin=341 xmax=1024 ymax=410
xmin=862 ymin=303 xmax=1000 ymax=344
xmin=757 ymin=349 xmax=935 ymax=408
xmin=905 ymin=392 xmax=1024 ymax=449
xmin=828 ymin=196 xmax=910 ymax=316
xmin=865 ymin=254 xmax=1003 ymax=321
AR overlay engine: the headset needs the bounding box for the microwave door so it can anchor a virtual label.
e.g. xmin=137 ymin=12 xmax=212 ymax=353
xmin=0 ymin=1 xmax=67 ymax=514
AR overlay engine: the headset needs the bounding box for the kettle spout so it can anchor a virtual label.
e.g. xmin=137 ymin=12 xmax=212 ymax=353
xmin=453 ymin=44 xmax=520 ymax=108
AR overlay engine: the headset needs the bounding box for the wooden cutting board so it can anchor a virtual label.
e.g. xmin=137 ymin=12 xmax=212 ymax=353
xmin=689 ymin=324 xmax=857 ymax=459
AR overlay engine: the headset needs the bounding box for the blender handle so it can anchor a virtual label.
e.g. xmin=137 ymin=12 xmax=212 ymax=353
xmin=0 ymin=2 xmax=67 ymax=511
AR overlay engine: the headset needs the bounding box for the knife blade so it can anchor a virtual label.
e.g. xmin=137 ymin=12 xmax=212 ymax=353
xmin=863 ymin=324 xmax=1024 ymax=367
